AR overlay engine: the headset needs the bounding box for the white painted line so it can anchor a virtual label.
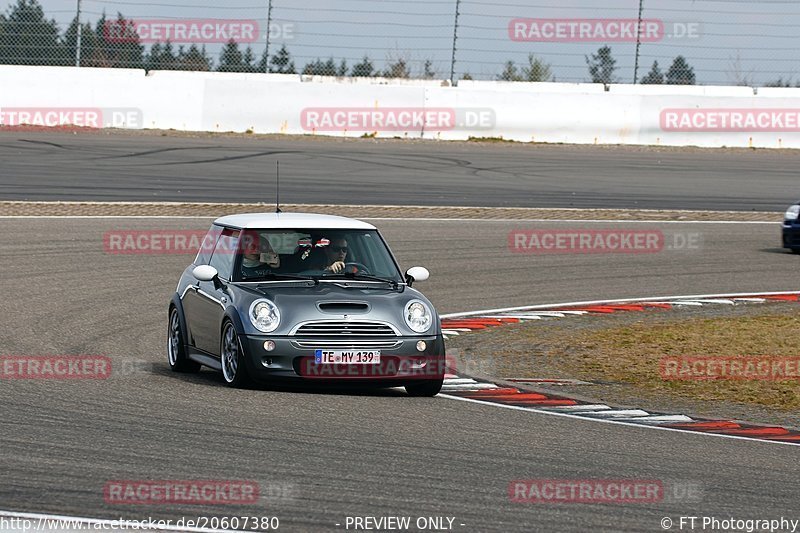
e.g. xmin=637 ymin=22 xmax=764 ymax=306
xmin=441 ymin=330 xmax=461 ymax=335
xmin=0 ymin=216 xmax=220 ymax=219
xmin=684 ymin=299 xmax=736 ymax=305
xmin=732 ymin=298 xmax=767 ymax=303
xmin=441 ymin=383 xmax=499 ymax=391
xmin=439 ymin=395 xmax=799 ymax=448
xmin=0 ymin=214 xmax=779 ymax=225
xmin=508 ymin=312 xmax=568 ymax=318
xmin=645 ymin=301 xmax=700 ymax=306
xmin=539 ymin=404 xmax=613 ymax=412
xmin=443 ymin=378 xmax=478 ymax=385
xmin=441 ymin=291 xmax=800 ymax=319
xmin=583 ymin=409 xmax=652 ymax=418
xmin=362 ymin=218 xmax=779 ymax=224
xmin=506 ymin=378 xmax=594 ymax=386
xmin=0 ymin=510 xmax=232 ymax=532
xmin=613 ymin=415 xmax=694 ymax=424
xmin=478 ymin=315 xmax=542 ymax=320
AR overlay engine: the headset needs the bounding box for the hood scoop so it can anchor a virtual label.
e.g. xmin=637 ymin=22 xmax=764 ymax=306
xmin=317 ymin=301 xmax=370 ymax=314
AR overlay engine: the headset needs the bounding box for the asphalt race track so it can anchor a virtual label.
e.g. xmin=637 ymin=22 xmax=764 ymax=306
xmin=0 ymin=217 xmax=798 ymax=532
xmin=0 ymin=131 xmax=799 ymax=210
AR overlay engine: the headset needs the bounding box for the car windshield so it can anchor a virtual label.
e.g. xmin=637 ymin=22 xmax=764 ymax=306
xmin=231 ymin=228 xmax=403 ymax=283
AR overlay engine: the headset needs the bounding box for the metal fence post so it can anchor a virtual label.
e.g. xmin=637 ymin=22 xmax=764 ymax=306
xmin=75 ymin=0 xmax=82 ymax=67
xmin=633 ymin=0 xmax=644 ymax=83
xmin=449 ymin=0 xmax=461 ymax=82
xmin=265 ymin=0 xmax=273 ymax=73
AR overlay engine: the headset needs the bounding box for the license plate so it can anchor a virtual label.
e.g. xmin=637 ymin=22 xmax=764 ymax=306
xmin=314 ymin=350 xmax=381 ymax=364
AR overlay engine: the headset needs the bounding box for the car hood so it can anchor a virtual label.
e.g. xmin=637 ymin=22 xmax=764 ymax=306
xmin=230 ymin=281 xmax=439 ymax=337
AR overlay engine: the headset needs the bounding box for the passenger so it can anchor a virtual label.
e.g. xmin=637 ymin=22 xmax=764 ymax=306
xmin=240 ymin=231 xmax=280 ymax=279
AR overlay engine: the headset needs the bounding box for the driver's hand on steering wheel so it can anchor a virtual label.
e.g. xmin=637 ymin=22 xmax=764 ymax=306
xmin=325 ymin=261 xmax=345 ymax=273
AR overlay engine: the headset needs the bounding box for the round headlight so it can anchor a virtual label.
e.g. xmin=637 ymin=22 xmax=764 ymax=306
xmin=785 ymin=205 xmax=800 ymax=221
xmin=404 ymin=300 xmax=433 ymax=333
xmin=249 ymin=299 xmax=280 ymax=333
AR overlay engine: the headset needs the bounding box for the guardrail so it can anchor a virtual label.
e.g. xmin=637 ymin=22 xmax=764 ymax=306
xmin=3 ymin=65 xmax=800 ymax=149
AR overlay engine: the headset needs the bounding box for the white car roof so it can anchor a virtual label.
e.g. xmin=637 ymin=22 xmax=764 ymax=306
xmin=213 ymin=212 xmax=377 ymax=230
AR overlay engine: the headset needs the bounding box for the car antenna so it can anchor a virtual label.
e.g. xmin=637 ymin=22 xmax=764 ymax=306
xmin=275 ymin=160 xmax=282 ymax=213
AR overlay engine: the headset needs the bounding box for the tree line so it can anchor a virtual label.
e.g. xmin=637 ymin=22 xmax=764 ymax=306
xmin=4 ymin=0 xmax=794 ymax=86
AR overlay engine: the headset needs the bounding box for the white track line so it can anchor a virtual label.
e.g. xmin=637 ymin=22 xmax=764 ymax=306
xmin=440 ymin=291 xmax=800 ymax=319
xmin=583 ymin=409 xmax=652 ymax=418
xmin=441 ymin=383 xmax=499 ymax=391
xmin=0 ymin=216 xmax=779 ymax=224
xmin=365 ymin=219 xmax=779 ymax=224
xmin=539 ymin=405 xmax=613 ymax=412
xmin=614 ymin=415 xmax=695 ymax=424
xmin=440 ymin=395 xmax=799 ymax=447
xmin=441 ymin=291 xmax=800 ymax=447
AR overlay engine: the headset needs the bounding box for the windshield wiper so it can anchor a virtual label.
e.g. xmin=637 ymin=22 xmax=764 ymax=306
xmin=332 ymin=272 xmax=400 ymax=289
xmin=244 ymin=273 xmax=320 ymax=284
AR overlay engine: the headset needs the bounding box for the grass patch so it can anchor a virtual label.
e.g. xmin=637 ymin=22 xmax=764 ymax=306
xmin=564 ymin=314 xmax=800 ymax=410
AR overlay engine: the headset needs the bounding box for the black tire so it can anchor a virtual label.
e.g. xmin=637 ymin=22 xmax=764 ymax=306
xmin=220 ymin=321 xmax=253 ymax=388
xmin=167 ymin=307 xmax=201 ymax=373
xmin=405 ymin=377 xmax=444 ymax=397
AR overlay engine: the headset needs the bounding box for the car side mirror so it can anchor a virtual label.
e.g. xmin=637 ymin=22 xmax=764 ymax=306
xmin=193 ymin=265 xmax=219 ymax=282
xmin=405 ymin=266 xmax=430 ymax=287
xmin=193 ymin=265 xmax=225 ymax=290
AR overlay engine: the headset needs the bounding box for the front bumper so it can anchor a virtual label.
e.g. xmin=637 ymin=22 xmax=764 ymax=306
xmin=239 ymin=334 xmax=446 ymax=384
xmin=782 ymin=222 xmax=800 ymax=249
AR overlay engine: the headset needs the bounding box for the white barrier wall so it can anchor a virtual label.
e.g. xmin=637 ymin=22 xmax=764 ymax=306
xmin=2 ymin=65 xmax=800 ymax=148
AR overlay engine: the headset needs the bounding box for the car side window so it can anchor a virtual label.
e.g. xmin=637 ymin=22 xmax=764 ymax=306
xmin=194 ymin=225 xmax=222 ymax=266
xmin=209 ymin=228 xmax=240 ymax=281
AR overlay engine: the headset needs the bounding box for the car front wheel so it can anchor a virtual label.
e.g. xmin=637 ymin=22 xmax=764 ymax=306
xmin=405 ymin=378 xmax=444 ymax=397
xmin=220 ymin=321 xmax=252 ymax=388
xmin=167 ymin=307 xmax=201 ymax=373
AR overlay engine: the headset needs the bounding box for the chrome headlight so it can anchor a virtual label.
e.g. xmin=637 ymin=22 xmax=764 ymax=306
xmin=785 ymin=205 xmax=800 ymax=221
xmin=404 ymin=300 xmax=433 ymax=333
xmin=249 ymin=299 xmax=280 ymax=333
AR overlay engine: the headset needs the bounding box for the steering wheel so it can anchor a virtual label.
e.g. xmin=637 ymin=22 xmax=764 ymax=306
xmin=344 ymin=262 xmax=371 ymax=275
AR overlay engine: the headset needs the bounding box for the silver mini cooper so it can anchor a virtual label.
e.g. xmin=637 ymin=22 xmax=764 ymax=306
xmin=167 ymin=213 xmax=445 ymax=396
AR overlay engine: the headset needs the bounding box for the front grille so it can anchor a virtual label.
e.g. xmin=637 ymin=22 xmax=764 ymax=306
xmin=293 ymin=320 xmax=398 ymax=337
xmin=291 ymin=340 xmax=402 ymax=349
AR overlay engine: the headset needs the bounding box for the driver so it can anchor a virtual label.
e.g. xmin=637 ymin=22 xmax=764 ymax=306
xmin=322 ymin=237 xmax=348 ymax=274
xmin=240 ymin=231 xmax=281 ymax=279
